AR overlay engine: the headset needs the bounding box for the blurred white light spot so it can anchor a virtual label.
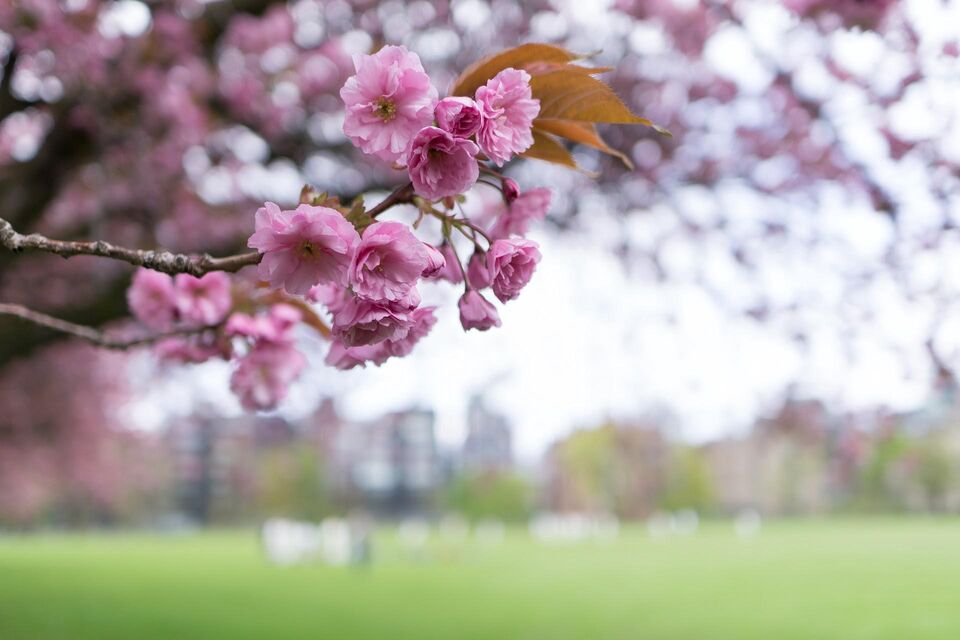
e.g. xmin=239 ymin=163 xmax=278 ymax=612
xmin=340 ymin=30 xmax=373 ymax=56
xmin=704 ymin=26 xmax=774 ymax=94
xmin=411 ymin=29 xmax=460 ymax=62
xmin=98 ymin=0 xmax=152 ymax=38
xmin=531 ymin=11 xmax=569 ymax=41
xmin=452 ymin=0 xmax=491 ymax=31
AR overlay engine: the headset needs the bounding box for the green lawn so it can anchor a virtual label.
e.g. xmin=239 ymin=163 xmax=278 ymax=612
xmin=1 ymin=519 xmax=959 ymax=639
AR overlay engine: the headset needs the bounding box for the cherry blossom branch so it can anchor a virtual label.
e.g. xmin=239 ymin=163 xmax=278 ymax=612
xmin=0 ymin=302 xmax=212 ymax=350
xmin=0 ymin=184 xmax=417 ymax=275
xmin=0 ymin=216 xmax=262 ymax=276
xmin=367 ymin=182 xmax=415 ymax=218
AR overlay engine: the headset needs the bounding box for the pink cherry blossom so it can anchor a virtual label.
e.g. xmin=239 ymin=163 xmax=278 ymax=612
xmin=326 ymin=306 xmax=436 ymax=369
xmin=247 ymin=201 xmax=361 ymax=295
xmin=407 ymin=126 xmax=479 ymax=200
xmin=127 ymin=268 xmax=177 ymax=330
xmin=350 ymin=221 xmax=431 ymax=303
xmin=435 ymin=96 xmax=483 ymax=138
xmin=490 ymin=187 xmax=552 ymax=239
xmin=332 ymin=296 xmax=414 ymax=347
xmin=156 ymin=335 xmax=227 ymax=364
xmin=340 ymin=45 xmax=438 ymax=164
xmin=229 ymin=342 xmax=306 ymax=412
xmin=475 ymin=68 xmax=540 ymax=166
xmin=486 ymin=237 xmax=541 ymax=303
xmin=383 ymin=306 xmax=437 ymax=358
xmin=427 ymin=243 xmax=464 ymax=284
xmin=173 ymin=272 xmax=232 ymax=327
xmin=458 ymin=290 xmax=502 ymax=331
xmin=225 ymin=304 xmax=301 ymax=344
xmin=325 ymin=340 xmax=390 ymax=370
xmin=467 ymin=250 xmax=492 ymax=289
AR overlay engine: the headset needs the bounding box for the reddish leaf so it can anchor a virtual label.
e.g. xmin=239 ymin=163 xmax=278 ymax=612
xmin=531 ymin=69 xmax=652 ymax=124
xmin=534 ymin=119 xmax=635 ymax=169
xmin=450 ymin=43 xmax=578 ymax=97
xmin=521 ymin=130 xmax=578 ymax=169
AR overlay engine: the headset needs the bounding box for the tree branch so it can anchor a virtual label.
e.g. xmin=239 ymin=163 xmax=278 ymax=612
xmin=0 ymin=217 xmax=262 ymax=276
xmin=0 ymin=184 xmax=419 ymax=274
xmin=0 ymin=303 xmax=211 ymax=350
xmin=368 ymin=183 xmax=415 ymax=218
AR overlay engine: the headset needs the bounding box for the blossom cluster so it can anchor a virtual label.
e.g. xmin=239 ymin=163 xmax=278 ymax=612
xmin=340 ymin=45 xmax=541 ymax=196
xmin=127 ymin=44 xmax=553 ymax=412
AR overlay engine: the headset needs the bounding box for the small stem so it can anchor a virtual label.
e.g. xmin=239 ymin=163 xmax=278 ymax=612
xmin=479 ymin=165 xmax=507 ymax=181
xmin=0 ymin=302 xmax=215 ymax=349
xmin=424 ymin=206 xmax=493 ymax=246
xmin=443 ymin=239 xmax=471 ymax=290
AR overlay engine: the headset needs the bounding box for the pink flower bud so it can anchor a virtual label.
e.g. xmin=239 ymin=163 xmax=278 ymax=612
xmin=426 ymin=243 xmax=463 ymax=284
xmin=458 ymin=290 xmax=501 ymax=331
xmin=466 ymin=250 xmax=492 ymax=289
xmin=502 ymin=177 xmax=520 ymax=204
xmin=422 ymin=243 xmax=447 ymax=278
xmin=435 ymin=96 xmax=483 ymax=138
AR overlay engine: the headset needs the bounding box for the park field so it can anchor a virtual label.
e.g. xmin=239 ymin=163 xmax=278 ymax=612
xmin=1 ymin=518 xmax=959 ymax=639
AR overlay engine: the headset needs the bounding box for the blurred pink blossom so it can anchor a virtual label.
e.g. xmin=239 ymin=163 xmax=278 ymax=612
xmin=127 ymin=268 xmax=177 ymax=330
xmin=174 ymin=273 xmax=232 ymax=327
xmin=230 ymin=342 xmax=306 ymax=411
xmin=490 ymin=187 xmax=552 ymax=239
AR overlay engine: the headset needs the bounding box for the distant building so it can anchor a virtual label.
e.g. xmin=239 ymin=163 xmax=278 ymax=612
xmin=165 ymin=414 xmax=295 ymax=523
xmin=328 ymin=409 xmax=440 ymax=514
xmin=461 ymin=395 xmax=512 ymax=472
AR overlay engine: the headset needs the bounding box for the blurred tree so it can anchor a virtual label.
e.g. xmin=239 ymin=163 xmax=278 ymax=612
xmin=660 ymin=446 xmax=714 ymax=513
xmin=444 ymin=470 xmax=532 ymax=523
xmin=254 ymin=444 xmax=329 ymax=520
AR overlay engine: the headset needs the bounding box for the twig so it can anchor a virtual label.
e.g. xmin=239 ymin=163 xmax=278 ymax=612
xmin=368 ymin=183 xmax=415 ymax=218
xmin=0 ymin=303 xmax=212 ymax=349
xmin=0 ymin=217 xmax=261 ymax=276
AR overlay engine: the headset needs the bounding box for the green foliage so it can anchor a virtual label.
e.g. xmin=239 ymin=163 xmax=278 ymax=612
xmin=660 ymin=446 xmax=714 ymax=512
xmin=444 ymin=471 xmax=533 ymax=522
xmin=254 ymin=445 xmax=329 ymax=520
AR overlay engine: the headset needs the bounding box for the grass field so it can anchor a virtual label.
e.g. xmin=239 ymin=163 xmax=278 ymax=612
xmin=1 ymin=519 xmax=959 ymax=639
